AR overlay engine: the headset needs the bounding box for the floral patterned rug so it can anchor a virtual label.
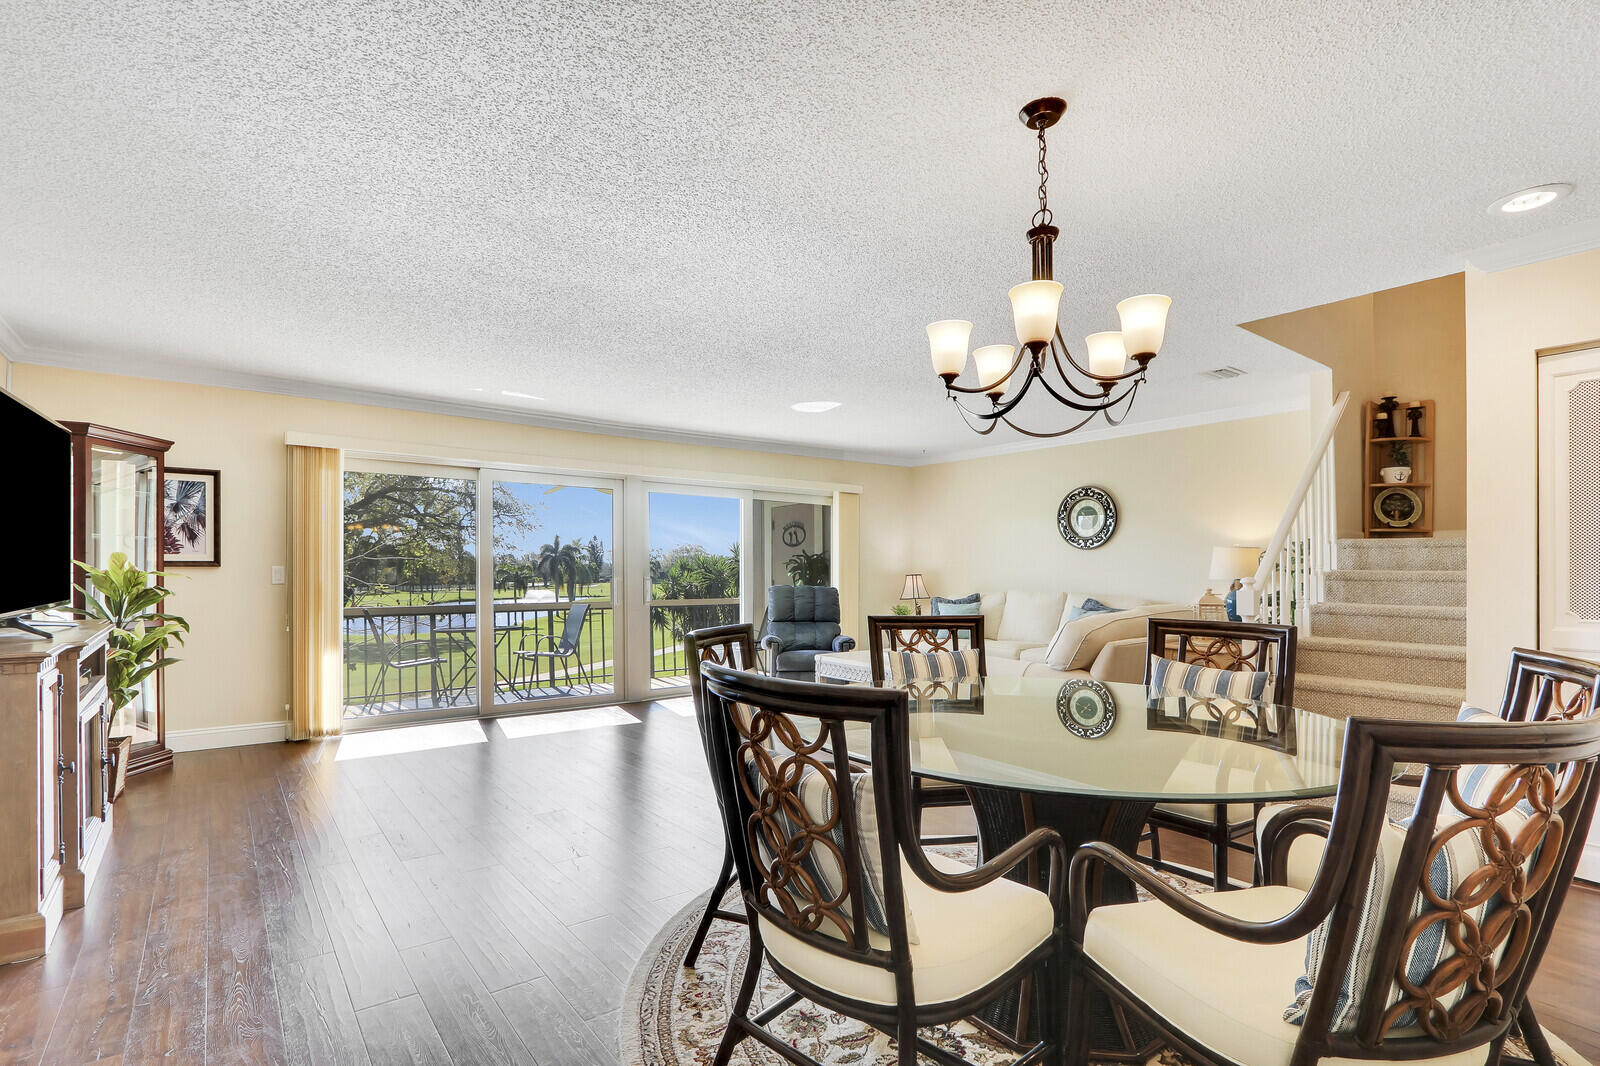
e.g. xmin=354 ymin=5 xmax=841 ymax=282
xmin=618 ymin=852 xmax=1589 ymax=1066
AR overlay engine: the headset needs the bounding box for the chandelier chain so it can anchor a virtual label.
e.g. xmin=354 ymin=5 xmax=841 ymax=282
xmin=1033 ymin=126 xmax=1052 ymax=229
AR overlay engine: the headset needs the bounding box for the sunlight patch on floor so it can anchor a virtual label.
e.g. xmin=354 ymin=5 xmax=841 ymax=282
xmin=656 ymin=696 xmax=696 ymax=717
xmin=496 ymin=705 xmax=640 ymax=738
xmin=334 ymin=719 xmax=488 ymax=761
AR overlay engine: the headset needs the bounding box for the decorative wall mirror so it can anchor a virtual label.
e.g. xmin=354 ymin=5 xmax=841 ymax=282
xmin=1057 ymin=485 xmax=1117 ymax=549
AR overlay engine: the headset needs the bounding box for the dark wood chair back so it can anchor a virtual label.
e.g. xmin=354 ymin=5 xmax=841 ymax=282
xmin=866 ymin=614 xmax=987 ymax=683
xmin=1144 ymin=617 xmax=1298 ymax=706
xmin=698 ymin=663 xmax=917 ymax=967
xmin=1261 ymin=714 xmax=1600 ymax=1060
xmin=683 ymin=623 xmax=758 ymax=798
xmin=1496 ymin=647 xmax=1600 ymax=722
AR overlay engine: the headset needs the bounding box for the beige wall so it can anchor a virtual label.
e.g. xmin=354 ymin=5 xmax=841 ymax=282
xmin=1464 ymin=248 xmax=1600 ymax=706
xmin=9 ymin=364 xmax=919 ymax=737
xmin=1244 ymin=274 xmax=1466 ymax=536
xmin=903 ymin=411 xmax=1310 ymax=606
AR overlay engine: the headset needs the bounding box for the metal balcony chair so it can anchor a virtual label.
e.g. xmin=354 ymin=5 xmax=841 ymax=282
xmin=361 ymin=607 xmax=458 ymax=711
xmin=513 ymin=602 xmax=592 ymax=695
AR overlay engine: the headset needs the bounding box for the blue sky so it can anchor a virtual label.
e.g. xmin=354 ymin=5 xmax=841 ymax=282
xmin=494 ymin=483 xmax=739 ymax=559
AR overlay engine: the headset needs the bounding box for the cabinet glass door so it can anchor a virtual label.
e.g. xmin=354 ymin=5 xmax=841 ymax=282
xmin=89 ymin=446 xmax=161 ymax=749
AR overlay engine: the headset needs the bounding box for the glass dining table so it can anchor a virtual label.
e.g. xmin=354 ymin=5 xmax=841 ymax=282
xmin=851 ymin=674 xmax=1354 ymax=1053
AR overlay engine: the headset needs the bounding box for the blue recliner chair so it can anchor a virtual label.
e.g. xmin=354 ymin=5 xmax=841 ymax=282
xmin=760 ymin=586 xmax=856 ymax=679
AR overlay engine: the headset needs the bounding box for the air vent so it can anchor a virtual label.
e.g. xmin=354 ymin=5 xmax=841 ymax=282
xmin=1202 ymin=365 xmax=1247 ymax=380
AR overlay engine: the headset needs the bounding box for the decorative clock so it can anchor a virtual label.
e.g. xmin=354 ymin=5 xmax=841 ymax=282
xmin=1058 ymin=485 xmax=1117 ymax=549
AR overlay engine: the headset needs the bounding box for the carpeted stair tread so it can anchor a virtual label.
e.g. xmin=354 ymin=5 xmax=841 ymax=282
xmin=1295 ymin=672 xmax=1464 ymax=705
xmin=1297 ymin=635 xmax=1466 ymax=661
xmin=1308 ymin=601 xmax=1465 ymax=619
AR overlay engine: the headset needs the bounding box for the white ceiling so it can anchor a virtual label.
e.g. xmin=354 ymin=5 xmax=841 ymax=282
xmin=2 ymin=1 xmax=1598 ymax=464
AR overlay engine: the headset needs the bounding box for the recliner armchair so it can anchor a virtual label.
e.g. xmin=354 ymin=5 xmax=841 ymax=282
xmin=759 ymin=585 xmax=855 ymax=678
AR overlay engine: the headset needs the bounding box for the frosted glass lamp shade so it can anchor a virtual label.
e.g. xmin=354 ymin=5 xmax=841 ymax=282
xmin=1084 ymin=331 xmax=1127 ymax=377
xmin=1210 ymin=545 xmax=1262 ymax=582
xmin=972 ymin=344 xmax=1016 ymax=395
xmin=927 ymin=320 xmax=973 ymax=378
xmin=1009 ymin=280 xmax=1064 ymax=345
xmin=1116 ymin=294 xmax=1172 ymax=356
xmin=900 ymin=573 xmax=929 ymax=601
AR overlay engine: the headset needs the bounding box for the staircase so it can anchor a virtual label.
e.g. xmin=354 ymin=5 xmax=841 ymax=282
xmin=1296 ymin=536 xmax=1467 ymax=724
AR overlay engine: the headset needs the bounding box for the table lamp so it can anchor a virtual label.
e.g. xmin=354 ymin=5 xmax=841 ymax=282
xmin=900 ymin=573 xmax=928 ymax=614
xmin=1209 ymin=546 xmax=1263 ymax=622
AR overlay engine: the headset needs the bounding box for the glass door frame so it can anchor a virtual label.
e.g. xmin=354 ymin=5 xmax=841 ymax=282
xmin=475 ymin=468 xmax=625 ymax=717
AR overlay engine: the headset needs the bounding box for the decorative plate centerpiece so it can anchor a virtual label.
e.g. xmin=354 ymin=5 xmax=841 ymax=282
xmin=1057 ymin=485 xmax=1117 ymax=549
xmin=1056 ymin=678 xmax=1117 ymax=739
xmin=1373 ymin=486 xmax=1423 ymax=528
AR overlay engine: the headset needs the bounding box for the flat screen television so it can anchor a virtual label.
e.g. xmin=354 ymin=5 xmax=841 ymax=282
xmin=1 ymin=386 xmax=73 ymax=631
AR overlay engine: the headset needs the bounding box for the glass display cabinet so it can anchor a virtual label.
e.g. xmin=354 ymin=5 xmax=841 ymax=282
xmin=62 ymin=423 xmax=174 ymax=775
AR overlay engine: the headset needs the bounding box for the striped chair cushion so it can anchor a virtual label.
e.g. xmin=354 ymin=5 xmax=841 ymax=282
xmin=734 ymin=704 xmax=916 ymax=943
xmin=884 ymin=648 xmax=982 ymax=685
xmin=1148 ymin=654 xmax=1275 ymax=704
xmin=1285 ymin=768 xmax=1536 ymax=1030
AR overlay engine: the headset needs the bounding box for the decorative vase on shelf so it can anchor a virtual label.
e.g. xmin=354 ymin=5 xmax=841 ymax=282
xmin=1379 ymin=466 xmax=1412 ymax=484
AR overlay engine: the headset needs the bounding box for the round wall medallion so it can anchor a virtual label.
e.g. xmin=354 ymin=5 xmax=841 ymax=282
xmin=1057 ymin=678 xmax=1117 ymax=739
xmin=1058 ymin=486 xmax=1117 ymax=549
xmin=781 ymin=521 xmax=806 ymax=548
xmin=1373 ymin=486 xmax=1422 ymax=528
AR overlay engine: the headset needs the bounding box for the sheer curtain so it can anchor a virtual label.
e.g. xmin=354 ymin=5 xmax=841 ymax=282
xmin=288 ymin=445 xmax=343 ymax=739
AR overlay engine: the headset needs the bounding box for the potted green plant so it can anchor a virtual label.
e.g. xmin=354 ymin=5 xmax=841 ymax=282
xmin=76 ymin=552 xmax=189 ymax=713
xmin=1380 ymin=440 xmax=1412 ymax=484
xmin=784 ymin=549 xmax=830 ymax=586
xmin=889 ymin=603 xmax=913 ymax=616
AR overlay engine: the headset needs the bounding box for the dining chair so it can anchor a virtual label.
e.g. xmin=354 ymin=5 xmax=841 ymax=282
xmin=1069 ymin=712 xmax=1600 ymax=1066
xmin=1140 ymin=617 xmax=1297 ymax=889
xmin=1253 ymin=645 xmax=1600 ymax=1066
xmin=868 ymin=614 xmax=986 ymax=845
xmin=360 ymin=607 xmax=454 ymax=710
xmin=680 ymin=623 xmax=758 ymax=968
xmin=513 ymin=601 xmax=591 ymax=694
xmin=699 ymin=662 xmax=1065 ymax=1066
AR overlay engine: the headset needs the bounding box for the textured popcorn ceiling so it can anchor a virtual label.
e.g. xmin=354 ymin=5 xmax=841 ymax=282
xmin=2 ymin=1 xmax=1598 ymax=463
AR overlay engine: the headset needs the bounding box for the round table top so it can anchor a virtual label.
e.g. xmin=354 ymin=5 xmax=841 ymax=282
xmin=855 ymin=676 xmax=1353 ymax=803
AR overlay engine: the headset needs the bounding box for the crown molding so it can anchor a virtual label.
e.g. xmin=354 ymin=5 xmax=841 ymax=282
xmin=0 ymin=311 xmax=1313 ymax=469
xmin=1462 ymin=216 xmax=1600 ymax=274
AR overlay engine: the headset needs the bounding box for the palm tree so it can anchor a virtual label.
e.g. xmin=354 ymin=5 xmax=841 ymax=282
xmin=534 ymin=536 xmax=584 ymax=601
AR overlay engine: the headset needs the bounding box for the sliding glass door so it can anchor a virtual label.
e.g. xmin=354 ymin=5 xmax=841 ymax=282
xmin=641 ymin=487 xmax=744 ymax=691
xmin=484 ymin=472 xmax=621 ymax=709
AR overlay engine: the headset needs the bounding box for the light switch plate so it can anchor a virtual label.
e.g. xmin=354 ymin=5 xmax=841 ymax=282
xmin=271 ymin=565 xmax=286 ymax=585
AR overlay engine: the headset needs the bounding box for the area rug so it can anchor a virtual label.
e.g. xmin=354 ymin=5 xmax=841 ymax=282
xmin=618 ymin=853 xmax=1591 ymax=1066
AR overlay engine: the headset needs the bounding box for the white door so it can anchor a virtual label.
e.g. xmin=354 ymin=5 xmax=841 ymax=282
xmin=1537 ymin=344 xmax=1600 ymax=882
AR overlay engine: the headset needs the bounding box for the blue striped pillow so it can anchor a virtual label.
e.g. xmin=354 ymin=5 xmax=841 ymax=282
xmin=1285 ymin=766 xmax=1538 ymax=1030
xmin=884 ymin=648 xmax=982 ymax=685
xmin=1148 ymin=654 xmax=1275 ymax=703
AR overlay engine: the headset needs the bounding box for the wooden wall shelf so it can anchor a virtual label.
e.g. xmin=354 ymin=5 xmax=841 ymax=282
xmin=1362 ymin=398 xmax=1435 ymax=538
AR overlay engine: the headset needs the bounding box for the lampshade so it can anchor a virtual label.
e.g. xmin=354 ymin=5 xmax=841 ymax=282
xmin=1116 ymin=294 xmax=1172 ymax=356
xmin=1084 ymin=331 xmax=1127 ymax=377
xmin=972 ymin=344 xmax=1016 ymax=395
xmin=926 ymin=320 xmax=973 ymax=378
xmin=1009 ymin=280 xmax=1065 ymax=345
xmin=901 ymin=573 xmax=929 ymax=600
xmin=1209 ymin=545 xmax=1262 ymax=582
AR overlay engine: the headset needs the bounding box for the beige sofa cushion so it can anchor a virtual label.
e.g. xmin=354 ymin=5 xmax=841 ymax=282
xmin=995 ymin=590 xmax=1066 ymax=643
xmin=1058 ymin=590 xmax=1156 ymax=628
xmin=1043 ymin=603 xmax=1188 ymax=670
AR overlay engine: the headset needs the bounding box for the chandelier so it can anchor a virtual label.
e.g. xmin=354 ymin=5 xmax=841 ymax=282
xmin=926 ymin=97 xmax=1171 ymax=438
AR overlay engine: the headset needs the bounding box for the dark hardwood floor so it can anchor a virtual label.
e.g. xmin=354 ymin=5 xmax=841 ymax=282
xmin=0 ymin=699 xmax=1595 ymax=1065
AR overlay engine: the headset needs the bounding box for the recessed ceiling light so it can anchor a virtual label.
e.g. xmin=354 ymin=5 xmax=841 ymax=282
xmin=500 ymin=390 xmax=543 ymax=400
xmin=1489 ymin=183 xmax=1572 ymax=214
xmin=791 ymin=401 xmax=841 ymax=413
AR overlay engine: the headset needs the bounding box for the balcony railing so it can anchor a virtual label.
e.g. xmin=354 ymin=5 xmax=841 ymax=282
xmin=342 ymin=595 xmax=743 ymax=716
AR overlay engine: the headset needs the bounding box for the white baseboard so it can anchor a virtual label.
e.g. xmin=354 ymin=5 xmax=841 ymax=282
xmin=167 ymin=720 xmax=289 ymax=752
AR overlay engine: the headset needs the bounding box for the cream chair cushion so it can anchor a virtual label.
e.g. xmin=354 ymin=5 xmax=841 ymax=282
xmin=985 ymin=638 xmax=1046 ymax=660
xmin=1156 ymin=799 xmax=1254 ymax=825
xmin=1255 ymin=802 xmax=1329 ymax=890
xmin=1083 ymin=886 xmax=1490 ymax=1066
xmin=757 ymin=852 xmax=1053 ymax=1007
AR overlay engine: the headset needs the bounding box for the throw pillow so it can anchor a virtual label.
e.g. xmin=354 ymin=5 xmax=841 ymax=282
xmin=734 ymin=702 xmax=916 ymax=943
xmin=1068 ymin=596 xmax=1121 ymax=621
xmin=883 ymin=648 xmax=983 ymax=685
xmin=930 ymin=592 xmax=981 ymax=614
xmin=1284 ymin=785 xmax=1536 ymax=1031
xmin=1148 ymin=654 xmax=1275 ymax=703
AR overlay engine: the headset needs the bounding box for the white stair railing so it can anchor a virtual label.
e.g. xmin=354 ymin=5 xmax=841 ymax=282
xmin=1245 ymin=391 xmax=1348 ymax=627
